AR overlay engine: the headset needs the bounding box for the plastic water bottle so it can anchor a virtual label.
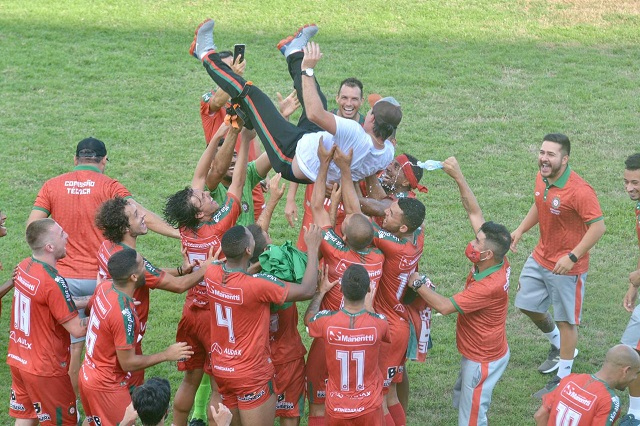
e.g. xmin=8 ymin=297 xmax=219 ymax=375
xmin=416 ymin=160 xmax=443 ymax=171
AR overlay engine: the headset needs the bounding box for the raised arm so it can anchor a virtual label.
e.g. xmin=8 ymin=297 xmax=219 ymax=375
xmin=300 ymin=42 xmax=337 ymax=135
xmin=310 ymin=138 xmax=334 ymax=227
xmin=117 ymin=342 xmax=193 ymax=372
xmin=442 ymin=157 xmax=485 ymax=234
xmin=285 ymin=223 xmax=322 ymax=302
xmin=304 ymin=264 xmax=338 ymax=325
xmin=203 ymin=124 xmax=238 ymax=191
xmin=511 ymin=203 xmax=539 ymax=253
xmin=227 ymin=125 xmax=251 ymax=199
xmin=334 ymin=147 xmax=361 ymax=214
xmin=285 ymin=182 xmax=300 ymax=228
xmin=256 ymin=173 xmax=286 ymax=232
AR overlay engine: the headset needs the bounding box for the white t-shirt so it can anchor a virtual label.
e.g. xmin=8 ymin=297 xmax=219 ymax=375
xmin=296 ymin=116 xmax=394 ymax=183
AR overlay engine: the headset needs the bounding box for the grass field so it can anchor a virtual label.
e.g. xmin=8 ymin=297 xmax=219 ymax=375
xmin=1 ymin=0 xmax=640 ymax=424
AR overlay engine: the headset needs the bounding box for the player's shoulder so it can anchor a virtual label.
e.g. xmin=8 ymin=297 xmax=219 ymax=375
xmin=309 ymin=309 xmax=338 ymax=323
xmin=253 ymin=272 xmax=287 ymax=287
xmin=366 ymin=311 xmax=387 ymax=322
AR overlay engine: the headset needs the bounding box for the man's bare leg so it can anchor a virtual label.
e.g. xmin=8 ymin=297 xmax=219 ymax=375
xmin=173 ymin=369 xmax=205 ymax=426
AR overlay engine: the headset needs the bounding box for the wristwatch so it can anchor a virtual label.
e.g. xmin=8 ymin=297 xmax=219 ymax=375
xmin=410 ymin=275 xmax=427 ymax=291
xmin=302 ymin=68 xmax=314 ymax=77
xmin=568 ymin=252 xmax=578 ymax=263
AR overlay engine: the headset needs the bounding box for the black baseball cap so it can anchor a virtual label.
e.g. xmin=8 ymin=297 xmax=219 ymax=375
xmin=76 ymin=137 xmax=107 ymax=158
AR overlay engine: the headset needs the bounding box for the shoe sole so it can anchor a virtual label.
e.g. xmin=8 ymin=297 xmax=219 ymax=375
xmin=190 ymin=18 xmax=214 ymax=58
xmin=276 ymin=24 xmax=317 ymax=53
xmin=539 ymin=348 xmax=579 ymax=374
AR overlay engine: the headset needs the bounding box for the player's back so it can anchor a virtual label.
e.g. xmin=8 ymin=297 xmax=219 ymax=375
xmin=545 ymin=374 xmax=620 ymax=425
xmin=33 ymin=167 xmax=131 ymax=278
xmin=8 ymin=257 xmax=78 ymax=376
xmin=205 ymin=263 xmax=289 ymax=382
xmin=81 ymin=282 xmax=139 ymax=390
xmin=308 ymin=309 xmax=390 ymax=419
xmin=320 ymin=227 xmax=384 ymax=310
xmin=373 ymin=224 xmax=424 ymax=321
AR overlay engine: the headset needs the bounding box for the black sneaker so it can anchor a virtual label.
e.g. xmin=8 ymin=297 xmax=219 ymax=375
xmin=189 ymin=418 xmax=207 ymax=426
xmin=620 ymin=414 xmax=640 ymax=426
xmin=533 ymin=375 xmax=561 ymax=399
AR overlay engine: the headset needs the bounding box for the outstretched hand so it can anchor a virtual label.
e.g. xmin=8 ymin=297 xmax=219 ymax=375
xmin=317 ymin=137 xmax=336 ymax=164
xmin=303 ymin=223 xmax=323 ymax=252
xmin=333 ymin=146 xmax=353 ymax=170
xmin=301 ymin=41 xmax=323 ymax=70
xmin=277 ymin=90 xmax=300 ymax=119
xmin=317 ymin=263 xmax=339 ymax=294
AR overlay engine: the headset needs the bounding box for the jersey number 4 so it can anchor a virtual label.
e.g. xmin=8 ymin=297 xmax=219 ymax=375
xmin=215 ymin=303 xmax=236 ymax=343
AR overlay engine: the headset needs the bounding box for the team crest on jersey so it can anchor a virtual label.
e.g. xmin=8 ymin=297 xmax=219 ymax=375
xmin=549 ymin=196 xmax=561 ymax=215
xmin=241 ymin=201 xmax=249 ymax=213
xmin=69 ymin=406 xmax=76 ymax=415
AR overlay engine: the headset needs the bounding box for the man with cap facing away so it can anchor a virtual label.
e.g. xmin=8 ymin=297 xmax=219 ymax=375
xmin=26 ymin=137 xmax=179 ymax=399
xmin=190 ymin=19 xmax=398 ymax=184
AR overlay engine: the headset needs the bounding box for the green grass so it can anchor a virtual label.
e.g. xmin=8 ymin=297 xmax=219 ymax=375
xmin=1 ymin=0 xmax=640 ymax=424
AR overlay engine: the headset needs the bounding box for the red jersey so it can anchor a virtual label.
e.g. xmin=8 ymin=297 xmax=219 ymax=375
xmin=205 ymin=263 xmax=289 ymax=382
xmin=532 ymin=167 xmax=604 ymax=274
xmin=320 ymin=227 xmax=384 ymax=311
xmin=542 ymin=374 xmax=620 ymax=426
xmin=96 ymin=240 xmax=165 ymax=338
xmin=269 ymin=302 xmax=307 ymax=366
xmin=7 ymin=257 xmax=78 ymax=376
xmin=308 ymin=309 xmax=390 ymax=419
xmin=32 ymin=165 xmax=131 ymax=279
xmin=80 ymin=282 xmax=139 ymax=390
xmin=181 ymin=193 xmax=241 ymax=309
xmin=372 ymin=223 xmax=424 ymax=321
xmin=297 ymin=184 xmax=346 ymax=251
xmin=451 ymin=260 xmax=511 ymax=362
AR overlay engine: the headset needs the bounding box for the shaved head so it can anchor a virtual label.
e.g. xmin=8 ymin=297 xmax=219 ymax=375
xmin=605 ymin=344 xmax=640 ymax=368
xmin=343 ymin=214 xmax=374 ymax=250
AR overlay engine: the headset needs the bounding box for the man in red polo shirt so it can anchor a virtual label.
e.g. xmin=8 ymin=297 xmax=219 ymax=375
xmin=511 ymin=134 xmax=605 ymax=397
xmin=410 ymin=157 xmax=512 ymax=425
xmin=26 ymin=137 xmax=178 ymax=395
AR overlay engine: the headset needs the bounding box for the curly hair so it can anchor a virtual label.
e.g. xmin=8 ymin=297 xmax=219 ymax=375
xmin=163 ymin=187 xmax=199 ymax=232
xmin=95 ymin=197 xmax=129 ymax=243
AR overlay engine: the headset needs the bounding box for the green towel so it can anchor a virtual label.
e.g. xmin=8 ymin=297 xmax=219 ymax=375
xmin=258 ymin=240 xmax=308 ymax=283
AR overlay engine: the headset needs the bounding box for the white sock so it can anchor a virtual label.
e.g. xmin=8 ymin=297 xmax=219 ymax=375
xmin=628 ymin=396 xmax=640 ymax=417
xmin=543 ymin=326 xmax=560 ymax=348
xmin=556 ymin=358 xmax=574 ymax=378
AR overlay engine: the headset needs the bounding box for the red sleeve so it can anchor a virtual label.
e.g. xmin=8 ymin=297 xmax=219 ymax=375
xmin=113 ymin=306 xmax=137 ymax=351
xmin=215 ymin=193 xmax=242 ymax=229
xmin=47 ymin=277 xmax=79 ymax=325
xmin=307 ymin=314 xmax=326 ymax=338
xmin=253 ymin=275 xmax=290 ymax=305
xmin=142 ymin=257 xmax=166 ymax=290
xmin=573 ymin=182 xmax=603 ymax=224
xmin=33 ymin=181 xmax=52 ymax=215
xmin=107 ymin=178 xmax=132 ymax=199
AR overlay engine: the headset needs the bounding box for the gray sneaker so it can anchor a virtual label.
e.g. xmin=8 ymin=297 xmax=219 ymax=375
xmin=538 ymin=345 xmax=579 ymax=374
xmin=189 ymin=19 xmax=216 ymax=60
xmin=533 ymin=375 xmax=561 ymax=399
xmin=276 ymin=24 xmax=318 ymax=57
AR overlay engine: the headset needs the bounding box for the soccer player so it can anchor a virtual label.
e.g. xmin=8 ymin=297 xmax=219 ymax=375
xmin=359 ymin=152 xmax=429 ymax=224
xmin=511 ymin=134 xmax=606 ymax=396
xmin=26 ymin=136 xmax=178 ymax=394
xmin=190 ymin=19 xmax=398 ymax=184
xmin=334 ymin=143 xmax=425 ymax=425
xmin=247 ymin=173 xmax=307 ymax=426
xmin=204 ymin=223 xmax=323 ymax=426
xmin=79 ymin=249 xmax=194 ymax=426
xmin=95 ymin=196 xmax=214 ymax=387
xmin=306 ymin=263 xmax=390 ymax=425
xmin=409 ymin=157 xmax=511 ymax=425
xmin=305 ymin=143 xmax=385 ymax=424
xmin=621 ymin=153 xmax=640 ymax=418
xmin=164 ymin=125 xmax=250 ymax=426
xmin=534 ymin=344 xmax=640 ymax=425
xmin=7 ymin=219 xmax=87 ymax=425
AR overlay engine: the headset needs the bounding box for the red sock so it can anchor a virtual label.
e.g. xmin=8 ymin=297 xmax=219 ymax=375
xmin=308 ymin=416 xmax=325 ymax=426
xmin=384 ymin=412 xmax=396 ymax=426
xmin=388 ymin=402 xmax=407 ymax=426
